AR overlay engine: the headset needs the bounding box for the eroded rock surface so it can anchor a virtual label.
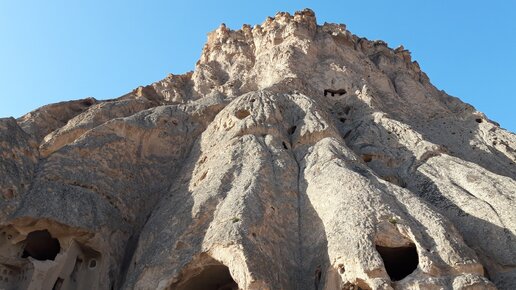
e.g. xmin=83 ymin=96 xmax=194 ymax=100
xmin=0 ymin=9 xmax=514 ymax=290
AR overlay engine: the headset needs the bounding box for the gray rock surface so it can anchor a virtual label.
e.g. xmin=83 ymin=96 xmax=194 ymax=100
xmin=0 ymin=9 xmax=514 ymax=290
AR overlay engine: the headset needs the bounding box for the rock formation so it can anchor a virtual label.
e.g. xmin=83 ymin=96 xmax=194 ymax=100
xmin=0 ymin=9 xmax=515 ymax=290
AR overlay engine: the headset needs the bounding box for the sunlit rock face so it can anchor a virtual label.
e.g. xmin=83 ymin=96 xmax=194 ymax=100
xmin=1 ymin=8 xmax=514 ymax=290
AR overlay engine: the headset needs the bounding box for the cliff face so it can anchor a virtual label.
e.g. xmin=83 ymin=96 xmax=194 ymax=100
xmin=0 ymin=9 xmax=515 ymax=290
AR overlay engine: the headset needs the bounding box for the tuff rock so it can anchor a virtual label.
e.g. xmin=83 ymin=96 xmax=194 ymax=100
xmin=0 ymin=9 xmax=515 ymax=290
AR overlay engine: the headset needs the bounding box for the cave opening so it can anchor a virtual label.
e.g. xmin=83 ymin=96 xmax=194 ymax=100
xmin=324 ymin=89 xmax=347 ymax=97
xmin=175 ymin=264 xmax=239 ymax=290
xmin=21 ymin=230 xmax=61 ymax=261
xmin=376 ymin=244 xmax=418 ymax=281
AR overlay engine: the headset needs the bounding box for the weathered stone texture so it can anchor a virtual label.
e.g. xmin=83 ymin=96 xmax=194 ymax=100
xmin=0 ymin=9 xmax=514 ymax=290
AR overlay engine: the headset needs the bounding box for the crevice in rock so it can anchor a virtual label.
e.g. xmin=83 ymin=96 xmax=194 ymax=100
xmin=290 ymin=145 xmax=305 ymax=290
xmin=282 ymin=141 xmax=289 ymax=150
xmin=288 ymin=125 xmax=297 ymax=135
xmin=376 ymin=244 xmax=418 ymax=281
xmin=52 ymin=277 xmax=64 ymax=290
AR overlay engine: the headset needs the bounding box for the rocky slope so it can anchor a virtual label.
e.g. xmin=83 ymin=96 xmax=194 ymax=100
xmin=0 ymin=9 xmax=515 ymax=290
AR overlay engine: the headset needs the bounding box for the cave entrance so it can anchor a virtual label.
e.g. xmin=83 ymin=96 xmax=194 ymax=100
xmin=175 ymin=264 xmax=238 ymax=290
xmin=376 ymin=244 xmax=418 ymax=281
xmin=21 ymin=230 xmax=61 ymax=261
xmin=324 ymin=89 xmax=347 ymax=97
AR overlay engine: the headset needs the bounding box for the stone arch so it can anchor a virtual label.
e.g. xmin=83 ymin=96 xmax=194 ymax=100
xmin=170 ymin=254 xmax=239 ymax=290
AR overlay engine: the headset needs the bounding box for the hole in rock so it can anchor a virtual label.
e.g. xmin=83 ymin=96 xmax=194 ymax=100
xmin=282 ymin=141 xmax=288 ymax=150
xmin=475 ymin=118 xmax=483 ymax=123
xmin=89 ymin=259 xmax=97 ymax=269
xmin=287 ymin=126 xmax=297 ymax=135
xmin=376 ymin=244 xmax=418 ymax=281
xmin=339 ymin=117 xmax=347 ymax=123
xmin=22 ymin=230 xmax=60 ymax=261
xmin=175 ymin=264 xmax=239 ymax=290
xmin=235 ymin=109 xmax=250 ymax=119
xmin=362 ymin=154 xmax=373 ymax=163
xmin=324 ymin=89 xmax=347 ymax=96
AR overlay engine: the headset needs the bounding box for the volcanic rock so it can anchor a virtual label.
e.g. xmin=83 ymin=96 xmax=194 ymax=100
xmin=0 ymin=9 xmax=514 ymax=290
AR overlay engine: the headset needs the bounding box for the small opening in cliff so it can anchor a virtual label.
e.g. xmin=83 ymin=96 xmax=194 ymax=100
xmin=362 ymin=154 xmax=373 ymax=163
xmin=89 ymin=259 xmax=97 ymax=269
xmin=475 ymin=118 xmax=483 ymax=123
xmin=324 ymin=89 xmax=347 ymax=96
xmin=21 ymin=230 xmax=60 ymax=261
xmin=376 ymin=244 xmax=418 ymax=281
xmin=175 ymin=264 xmax=238 ymax=290
xmin=235 ymin=109 xmax=250 ymax=119
xmin=288 ymin=126 xmax=297 ymax=135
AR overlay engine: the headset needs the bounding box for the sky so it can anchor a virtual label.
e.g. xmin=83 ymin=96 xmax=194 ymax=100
xmin=0 ymin=1 xmax=514 ymax=132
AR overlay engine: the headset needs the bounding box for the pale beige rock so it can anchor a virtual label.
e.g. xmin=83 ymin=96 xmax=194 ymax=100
xmin=0 ymin=8 xmax=514 ymax=290
xmin=39 ymin=99 xmax=155 ymax=157
xmin=17 ymin=98 xmax=97 ymax=143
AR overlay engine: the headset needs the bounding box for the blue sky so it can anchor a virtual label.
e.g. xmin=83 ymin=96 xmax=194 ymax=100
xmin=0 ymin=1 xmax=514 ymax=132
